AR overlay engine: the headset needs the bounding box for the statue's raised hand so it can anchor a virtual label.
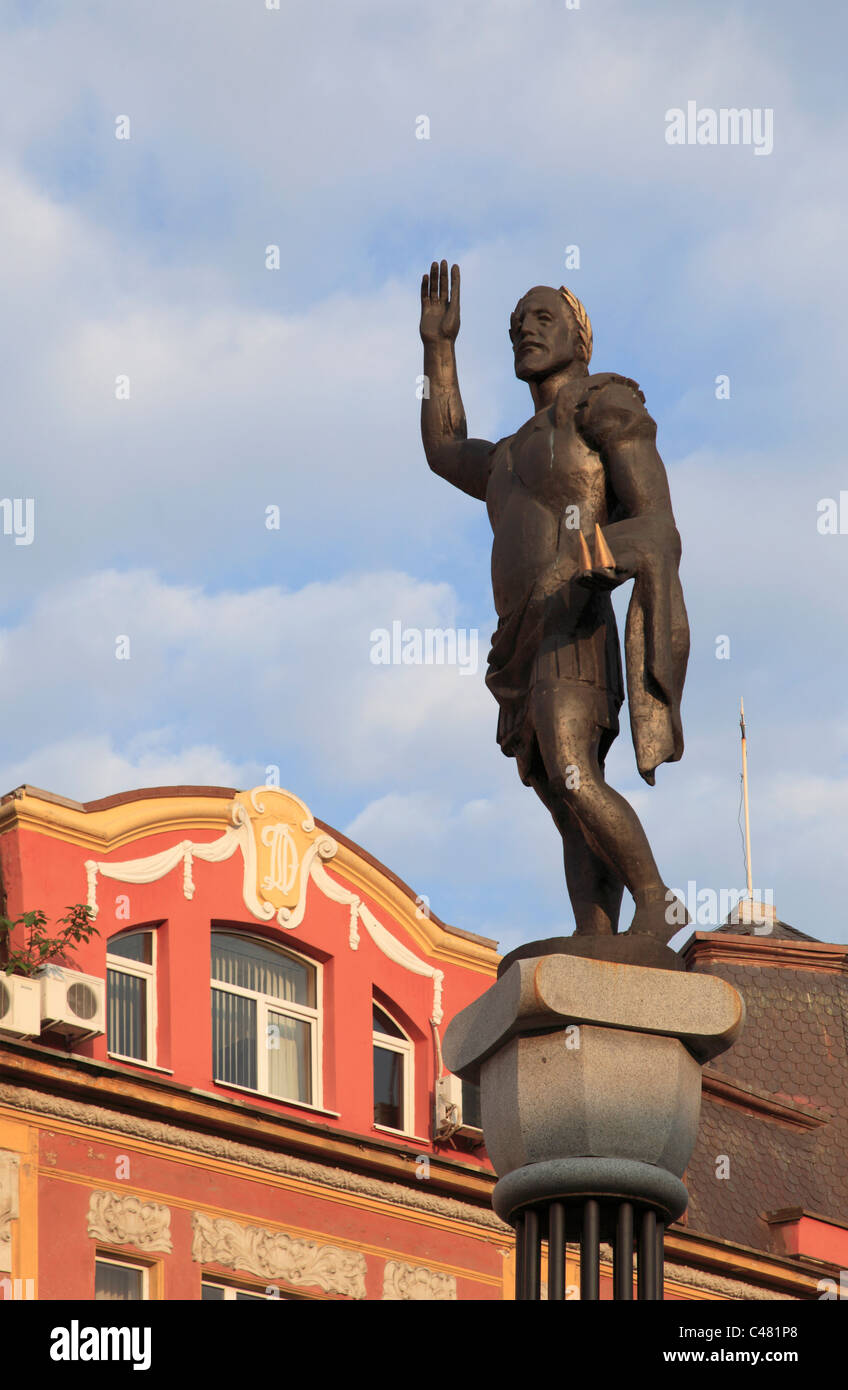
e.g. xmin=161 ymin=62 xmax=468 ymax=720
xmin=420 ymin=260 xmax=460 ymax=344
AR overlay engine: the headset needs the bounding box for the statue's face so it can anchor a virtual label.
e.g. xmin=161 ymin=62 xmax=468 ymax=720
xmin=510 ymin=287 xmax=577 ymax=382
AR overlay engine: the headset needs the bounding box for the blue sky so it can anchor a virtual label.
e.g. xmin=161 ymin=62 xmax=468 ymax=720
xmin=1 ymin=0 xmax=847 ymax=953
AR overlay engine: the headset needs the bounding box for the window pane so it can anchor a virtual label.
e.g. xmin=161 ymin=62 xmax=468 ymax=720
xmin=107 ymin=968 xmax=147 ymax=1060
xmin=211 ymin=934 xmax=314 ymax=1006
xmin=108 ymin=931 xmax=152 ymax=964
xmin=372 ymin=1006 xmax=404 ymax=1038
xmin=374 ymin=1044 xmax=403 ymax=1128
xmin=95 ymin=1262 xmax=143 ymax=1301
xmin=267 ymin=1010 xmax=311 ymax=1103
xmin=212 ymin=988 xmax=257 ymax=1090
xmin=201 ymin=1284 xmax=226 ymax=1300
xmin=235 ymin=1290 xmax=266 ymax=1301
xmin=462 ymin=1079 xmax=482 ymax=1130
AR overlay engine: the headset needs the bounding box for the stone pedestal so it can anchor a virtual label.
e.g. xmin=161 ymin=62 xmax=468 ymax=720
xmin=443 ymin=951 xmax=744 ymax=1298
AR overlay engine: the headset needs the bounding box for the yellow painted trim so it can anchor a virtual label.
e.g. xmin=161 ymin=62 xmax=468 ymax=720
xmin=0 ymin=793 xmax=229 ymax=851
xmin=0 ymin=1118 xmax=30 ymax=1151
xmin=0 ymin=1118 xmax=38 ymax=1297
xmin=0 ymin=788 xmax=499 ymax=975
xmin=665 ymin=1230 xmax=821 ymax=1296
xmin=11 ymin=1106 xmax=500 ymax=1240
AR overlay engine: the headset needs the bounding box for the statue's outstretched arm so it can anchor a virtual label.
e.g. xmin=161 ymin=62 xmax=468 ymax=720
xmin=420 ymin=260 xmax=493 ymax=502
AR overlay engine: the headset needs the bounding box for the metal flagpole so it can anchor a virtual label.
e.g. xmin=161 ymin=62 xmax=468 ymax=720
xmin=740 ymin=698 xmax=753 ymax=903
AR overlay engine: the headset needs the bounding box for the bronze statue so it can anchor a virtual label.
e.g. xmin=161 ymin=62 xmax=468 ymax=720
xmin=420 ymin=262 xmax=689 ymax=945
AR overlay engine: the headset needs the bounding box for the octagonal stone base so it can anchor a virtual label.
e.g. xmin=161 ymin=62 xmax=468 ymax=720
xmin=481 ymin=1024 xmax=701 ymax=1180
xmin=443 ymin=951 xmax=744 ymax=1220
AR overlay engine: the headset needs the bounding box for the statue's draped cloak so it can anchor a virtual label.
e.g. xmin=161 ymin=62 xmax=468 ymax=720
xmin=485 ymin=373 xmax=689 ymax=786
xmin=612 ymin=510 xmax=689 ymax=783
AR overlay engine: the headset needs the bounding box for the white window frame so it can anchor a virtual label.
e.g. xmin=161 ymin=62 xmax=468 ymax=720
xmin=106 ymin=929 xmax=157 ymax=1067
xmin=210 ymin=933 xmax=322 ymax=1109
xmin=372 ymin=1003 xmax=415 ymax=1137
xmin=201 ymin=1279 xmax=268 ymax=1301
xmin=95 ymin=1255 xmax=149 ymax=1301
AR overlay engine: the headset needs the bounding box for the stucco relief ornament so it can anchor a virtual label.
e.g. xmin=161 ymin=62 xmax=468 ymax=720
xmin=190 ymin=1213 xmax=367 ymax=1299
xmin=382 ymin=1259 xmax=457 ymax=1300
xmin=86 ymin=1190 xmax=173 ymax=1253
xmin=83 ymin=786 xmax=445 ymax=1023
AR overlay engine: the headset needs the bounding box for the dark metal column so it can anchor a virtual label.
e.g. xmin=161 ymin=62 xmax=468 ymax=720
xmin=523 ymin=1207 xmax=541 ymax=1301
xmin=614 ymin=1200 xmax=634 ymax=1301
xmin=581 ymin=1198 xmax=600 ymax=1301
xmin=515 ymin=1198 xmax=665 ymax=1300
xmin=656 ymin=1220 xmax=665 ymax=1301
xmin=547 ymin=1201 xmax=566 ymax=1301
xmin=638 ymin=1208 xmax=658 ymax=1300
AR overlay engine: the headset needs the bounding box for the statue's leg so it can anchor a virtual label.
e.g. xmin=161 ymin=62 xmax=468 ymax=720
xmin=530 ymin=684 xmax=671 ymax=926
xmin=529 ymin=772 xmax=624 ymax=935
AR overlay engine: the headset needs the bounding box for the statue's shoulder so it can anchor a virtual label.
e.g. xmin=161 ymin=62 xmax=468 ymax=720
xmin=580 ymin=371 xmax=647 ymax=404
xmin=571 ymin=372 xmax=656 ymax=449
xmin=553 ymin=372 xmax=645 ymax=425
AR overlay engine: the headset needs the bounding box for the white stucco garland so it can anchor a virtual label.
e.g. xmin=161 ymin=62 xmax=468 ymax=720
xmin=84 ymin=791 xmax=444 ymax=1023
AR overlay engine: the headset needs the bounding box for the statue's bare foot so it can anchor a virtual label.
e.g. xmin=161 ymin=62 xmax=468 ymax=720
xmin=627 ymin=891 xmax=690 ymax=943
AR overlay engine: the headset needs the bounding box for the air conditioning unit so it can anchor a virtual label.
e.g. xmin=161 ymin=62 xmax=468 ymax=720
xmin=36 ymin=965 xmax=105 ymax=1039
xmin=435 ymin=1073 xmax=483 ymax=1139
xmin=0 ymin=974 xmax=41 ymax=1039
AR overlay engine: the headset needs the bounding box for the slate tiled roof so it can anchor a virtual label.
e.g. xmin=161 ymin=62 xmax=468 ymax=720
xmin=682 ymin=927 xmax=848 ymax=1255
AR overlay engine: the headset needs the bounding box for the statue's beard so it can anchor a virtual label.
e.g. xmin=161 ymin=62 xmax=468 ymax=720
xmin=514 ymin=347 xmax=551 ymax=381
xmin=514 ymin=352 xmax=580 ymax=383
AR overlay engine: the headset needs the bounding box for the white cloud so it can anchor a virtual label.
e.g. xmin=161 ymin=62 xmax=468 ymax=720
xmin=0 ymin=733 xmax=249 ymax=805
xmin=0 ymin=0 xmax=845 ymax=947
xmin=0 ymin=566 xmax=494 ymax=793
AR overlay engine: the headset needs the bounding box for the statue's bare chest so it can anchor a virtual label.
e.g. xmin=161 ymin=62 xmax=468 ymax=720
xmin=486 ymin=407 xmax=607 ymax=529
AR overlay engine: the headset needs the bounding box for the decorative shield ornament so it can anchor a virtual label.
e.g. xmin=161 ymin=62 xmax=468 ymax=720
xmin=232 ymin=787 xmax=338 ymax=927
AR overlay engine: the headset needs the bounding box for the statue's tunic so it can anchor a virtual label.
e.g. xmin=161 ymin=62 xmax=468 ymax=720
xmin=484 ymin=372 xmax=688 ymax=787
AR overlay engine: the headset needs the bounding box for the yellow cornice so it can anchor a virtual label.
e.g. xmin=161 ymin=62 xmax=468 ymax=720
xmin=0 ymin=786 xmax=499 ymax=975
xmin=0 ymin=789 xmax=231 ymax=851
xmin=665 ymin=1228 xmax=824 ymax=1297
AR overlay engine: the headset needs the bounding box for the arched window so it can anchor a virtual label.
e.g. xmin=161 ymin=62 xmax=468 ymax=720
xmin=107 ymin=929 xmax=157 ymax=1065
xmin=211 ymin=932 xmax=319 ymax=1105
xmin=372 ymin=1003 xmax=414 ymax=1135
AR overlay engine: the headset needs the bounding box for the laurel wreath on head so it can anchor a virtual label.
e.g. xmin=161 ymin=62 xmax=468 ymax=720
xmin=559 ymin=286 xmax=593 ymax=365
